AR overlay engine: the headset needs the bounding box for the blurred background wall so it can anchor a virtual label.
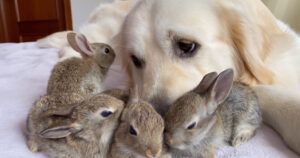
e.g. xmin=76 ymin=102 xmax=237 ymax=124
xmin=263 ymin=0 xmax=300 ymax=33
xmin=71 ymin=0 xmax=111 ymax=31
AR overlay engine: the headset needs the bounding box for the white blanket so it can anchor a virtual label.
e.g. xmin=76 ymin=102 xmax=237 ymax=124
xmin=0 ymin=42 xmax=298 ymax=158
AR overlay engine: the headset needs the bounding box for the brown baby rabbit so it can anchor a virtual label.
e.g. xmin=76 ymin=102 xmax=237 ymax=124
xmin=164 ymin=69 xmax=262 ymax=158
xmin=47 ymin=32 xmax=115 ymax=96
xmin=109 ymin=88 xmax=171 ymax=158
xmin=26 ymin=93 xmax=125 ymax=158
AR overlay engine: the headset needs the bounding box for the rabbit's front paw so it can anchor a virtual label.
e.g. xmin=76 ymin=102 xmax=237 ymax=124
xmin=27 ymin=139 xmax=39 ymax=153
xmin=231 ymin=129 xmax=254 ymax=147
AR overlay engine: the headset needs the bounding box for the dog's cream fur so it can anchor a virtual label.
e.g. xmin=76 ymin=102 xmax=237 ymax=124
xmin=38 ymin=0 xmax=300 ymax=154
xmin=119 ymin=0 xmax=300 ymax=103
xmin=253 ymin=85 xmax=300 ymax=154
xmin=117 ymin=0 xmax=300 ymax=154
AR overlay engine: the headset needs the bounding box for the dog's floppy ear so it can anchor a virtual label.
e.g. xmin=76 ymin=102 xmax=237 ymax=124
xmin=220 ymin=0 xmax=280 ymax=85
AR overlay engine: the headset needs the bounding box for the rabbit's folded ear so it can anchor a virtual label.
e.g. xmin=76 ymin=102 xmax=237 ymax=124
xmin=41 ymin=104 xmax=77 ymax=118
xmin=194 ymin=72 xmax=218 ymax=95
xmin=103 ymin=89 xmax=129 ymax=103
xmin=40 ymin=123 xmax=82 ymax=139
xmin=206 ymin=69 xmax=234 ymax=114
xmin=67 ymin=32 xmax=93 ymax=57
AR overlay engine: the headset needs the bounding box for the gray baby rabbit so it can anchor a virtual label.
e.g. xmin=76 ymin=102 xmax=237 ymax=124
xmin=164 ymin=69 xmax=262 ymax=158
xmin=109 ymin=87 xmax=171 ymax=158
xmin=47 ymin=32 xmax=115 ymax=96
xmin=26 ymin=92 xmax=125 ymax=158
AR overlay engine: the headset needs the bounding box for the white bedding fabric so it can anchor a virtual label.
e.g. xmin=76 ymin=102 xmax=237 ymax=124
xmin=0 ymin=42 xmax=298 ymax=158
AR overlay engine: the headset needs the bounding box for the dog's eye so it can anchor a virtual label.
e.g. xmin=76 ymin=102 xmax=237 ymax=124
xmin=101 ymin=111 xmax=113 ymax=117
xmin=131 ymin=55 xmax=144 ymax=68
xmin=187 ymin=122 xmax=196 ymax=130
xmin=129 ymin=125 xmax=137 ymax=136
xmin=175 ymin=39 xmax=199 ymax=58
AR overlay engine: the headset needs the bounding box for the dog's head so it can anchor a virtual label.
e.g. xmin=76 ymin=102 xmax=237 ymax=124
xmin=117 ymin=0 xmax=280 ymax=110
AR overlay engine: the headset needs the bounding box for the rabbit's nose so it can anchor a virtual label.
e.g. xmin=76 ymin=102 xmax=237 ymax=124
xmin=145 ymin=148 xmax=161 ymax=158
xmin=146 ymin=149 xmax=154 ymax=158
xmin=165 ymin=134 xmax=174 ymax=146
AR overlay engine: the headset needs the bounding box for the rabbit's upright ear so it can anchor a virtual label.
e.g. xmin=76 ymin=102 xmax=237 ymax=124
xmin=194 ymin=72 xmax=218 ymax=95
xmin=67 ymin=32 xmax=93 ymax=58
xmin=121 ymin=86 xmax=139 ymax=121
xmin=40 ymin=123 xmax=82 ymax=139
xmin=206 ymin=69 xmax=234 ymax=114
xmin=128 ymin=85 xmax=139 ymax=105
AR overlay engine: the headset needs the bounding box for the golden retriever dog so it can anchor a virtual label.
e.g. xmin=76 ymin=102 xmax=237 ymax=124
xmin=117 ymin=0 xmax=300 ymax=154
xmin=38 ymin=0 xmax=300 ymax=154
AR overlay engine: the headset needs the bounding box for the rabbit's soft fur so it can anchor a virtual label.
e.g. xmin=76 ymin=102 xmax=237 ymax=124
xmin=109 ymin=88 xmax=169 ymax=158
xmin=164 ymin=69 xmax=262 ymax=158
xmin=47 ymin=33 xmax=115 ymax=96
xmin=27 ymin=93 xmax=84 ymax=153
xmin=26 ymin=93 xmax=125 ymax=158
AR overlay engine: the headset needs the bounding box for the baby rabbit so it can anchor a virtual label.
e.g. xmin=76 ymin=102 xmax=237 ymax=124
xmin=47 ymin=32 xmax=115 ymax=97
xmin=26 ymin=92 xmax=125 ymax=158
xmin=27 ymin=93 xmax=84 ymax=152
xmin=164 ymin=69 xmax=262 ymax=158
xmin=109 ymin=88 xmax=170 ymax=158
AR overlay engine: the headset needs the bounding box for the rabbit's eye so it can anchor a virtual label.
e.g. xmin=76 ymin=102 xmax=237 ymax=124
xmin=187 ymin=122 xmax=196 ymax=130
xmin=101 ymin=111 xmax=113 ymax=117
xmin=104 ymin=48 xmax=110 ymax=54
xmin=129 ymin=125 xmax=137 ymax=136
